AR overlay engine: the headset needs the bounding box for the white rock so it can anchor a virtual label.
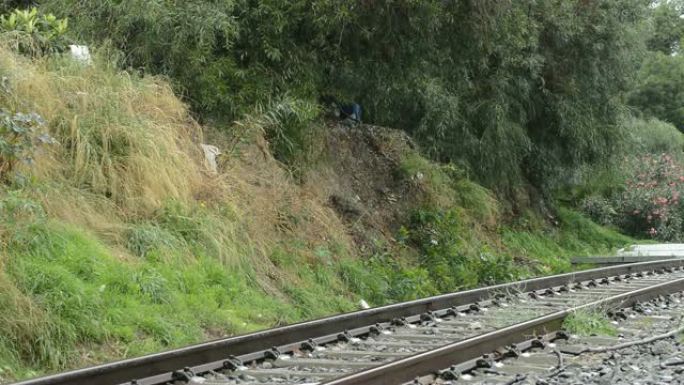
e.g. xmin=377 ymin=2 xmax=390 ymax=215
xmin=69 ymin=45 xmax=92 ymax=65
xmin=201 ymin=144 xmax=222 ymax=174
xmin=358 ymin=299 xmax=370 ymax=309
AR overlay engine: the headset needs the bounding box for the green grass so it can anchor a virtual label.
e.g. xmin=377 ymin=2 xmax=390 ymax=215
xmin=501 ymin=208 xmax=633 ymax=275
xmin=564 ymin=310 xmax=618 ymax=337
xmin=0 ymin=215 xmax=362 ymax=380
xmin=4 ymin=221 xmax=280 ymax=359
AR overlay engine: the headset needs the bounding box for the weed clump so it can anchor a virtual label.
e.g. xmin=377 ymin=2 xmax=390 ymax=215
xmin=564 ymin=310 xmax=618 ymax=337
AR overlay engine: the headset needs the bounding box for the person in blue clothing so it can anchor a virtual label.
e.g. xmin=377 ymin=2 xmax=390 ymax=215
xmin=339 ymin=103 xmax=362 ymax=125
xmin=321 ymin=95 xmax=362 ymax=125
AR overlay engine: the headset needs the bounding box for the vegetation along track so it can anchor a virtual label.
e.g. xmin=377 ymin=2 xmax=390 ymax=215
xmin=12 ymin=260 xmax=684 ymax=385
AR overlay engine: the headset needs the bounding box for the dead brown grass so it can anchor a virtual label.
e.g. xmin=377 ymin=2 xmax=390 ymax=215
xmin=0 ymin=46 xmax=203 ymax=215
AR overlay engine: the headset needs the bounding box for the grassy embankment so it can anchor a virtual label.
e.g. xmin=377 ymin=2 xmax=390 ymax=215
xmin=0 ymin=47 xmax=632 ymax=382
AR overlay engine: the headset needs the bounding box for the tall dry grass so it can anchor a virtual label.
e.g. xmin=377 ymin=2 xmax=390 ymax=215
xmin=0 ymin=45 xmax=203 ymax=215
xmin=0 ymin=43 xmax=354 ymax=269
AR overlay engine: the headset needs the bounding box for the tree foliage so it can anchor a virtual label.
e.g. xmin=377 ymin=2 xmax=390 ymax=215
xmin=20 ymin=0 xmax=650 ymax=192
xmin=630 ymin=53 xmax=684 ymax=131
xmin=0 ymin=7 xmax=68 ymax=55
xmin=646 ymin=0 xmax=684 ymax=54
xmin=629 ymin=1 xmax=684 ymax=132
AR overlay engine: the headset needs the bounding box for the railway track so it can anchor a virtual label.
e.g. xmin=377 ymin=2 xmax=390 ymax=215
xmin=404 ymin=292 xmax=684 ymax=385
xmin=13 ymin=259 xmax=684 ymax=385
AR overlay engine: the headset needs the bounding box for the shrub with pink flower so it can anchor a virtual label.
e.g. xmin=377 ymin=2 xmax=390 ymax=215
xmin=582 ymin=153 xmax=684 ymax=241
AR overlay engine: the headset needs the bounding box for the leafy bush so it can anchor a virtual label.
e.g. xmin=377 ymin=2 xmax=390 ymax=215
xmin=630 ymin=53 xmax=684 ymax=132
xmin=404 ymin=208 xmax=521 ymax=291
xmin=580 ymin=196 xmax=618 ymax=227
xmin=249 ymin=97 xmax=320 ymax=169
xmin=574 ymin=118 xmax=684 ymax=241
xmin=583 ymin=153 xmax=684 ymax=241
xmin=0 ymin=110 xmax=54 ymax=182
xmin=0 ymin=7 xmax=68 ymax=55
xmin=627 ymin=117 xmax=684 ymax=154
xmin=617 ymin=153 xmax=684 ymax=240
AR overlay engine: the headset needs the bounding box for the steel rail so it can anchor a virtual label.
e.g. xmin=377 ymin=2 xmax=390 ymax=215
xmin=322 ymin=276 xmax=684 ymax=385
xmin=12 ymin=259 xmax=684 ymax=385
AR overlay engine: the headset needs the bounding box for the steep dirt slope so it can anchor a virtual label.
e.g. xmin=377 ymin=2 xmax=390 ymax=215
xmin=305 ymin=124 xmax=420 ymax=250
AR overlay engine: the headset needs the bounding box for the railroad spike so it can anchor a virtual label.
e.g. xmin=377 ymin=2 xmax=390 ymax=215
xmin=475 ymin=355 xmax=493 ymax=368
xmin=504 ymin=344 xmax=521 ymax=358
xmin=171 ymin=367 xmax=195 ymax=382
xmin=222 ymin=355 xmax=243 ymax=371
xmin=446 ymin=306 xmax=460 ymax=317
xmin=556 ymin=330 xmax=571 ymax=340
xmin=420 ymin=311 xmax=436 ymax=323
xmin=391 ymin=317 xmax=409 ymax=326
xmin=337 ymin=330 xmax=355 ymax=342
xmin=369 ymin=323 xmax=384 ymax=335
xmin=531 ymin=337 xmax=546 ymax=349
xmin=264 ymin=346 xmax=281 ymax=360
xmin=439 ymin=366 xmax=460 ymax=380
xmin=300 ymin=338 xmax=318 ymax=352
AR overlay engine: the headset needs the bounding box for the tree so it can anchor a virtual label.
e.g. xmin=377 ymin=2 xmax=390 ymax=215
xmin=630 ymin=53 xmax=684 ymax=131
xmin=647 ymin=0 xmax=684 ymax=54
xmin=29 ymin=0 xmax=649 ymax=193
